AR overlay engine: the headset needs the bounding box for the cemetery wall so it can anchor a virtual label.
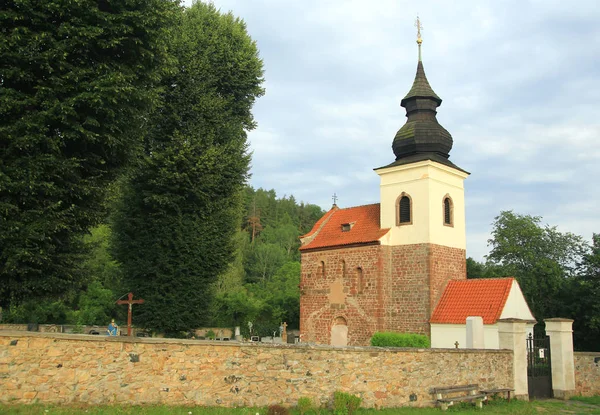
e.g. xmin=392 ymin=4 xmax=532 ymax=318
xmin=574 ymin=352 xmax=600 ymax=396
xmin=0 ymin=331 xmax=513 ymax=408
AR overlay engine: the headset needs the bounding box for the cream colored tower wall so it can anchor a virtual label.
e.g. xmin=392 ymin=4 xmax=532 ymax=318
xmin=377 ymin=160 xmax=468 ymax=249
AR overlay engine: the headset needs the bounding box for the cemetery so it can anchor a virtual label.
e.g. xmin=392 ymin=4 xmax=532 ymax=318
xmin=1 ymin=1 xmax=599 ymax=412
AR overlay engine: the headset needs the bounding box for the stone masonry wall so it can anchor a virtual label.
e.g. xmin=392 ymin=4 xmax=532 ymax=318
xmin=300 ymin=245 xmax=384 ymax=345
xmin=385 ymin=244 xmax=430 ymax=335
xmin=0 ymin=332 xmax=514 ymax=408
xmin=574 ymin=352 xmax=600 ymax=396
xmin=300 ymin=243 xmax=466 ymax=345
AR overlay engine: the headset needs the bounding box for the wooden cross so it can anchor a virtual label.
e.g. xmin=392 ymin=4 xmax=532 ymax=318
xmin=117 ymin=292 xmax=144 ymax=336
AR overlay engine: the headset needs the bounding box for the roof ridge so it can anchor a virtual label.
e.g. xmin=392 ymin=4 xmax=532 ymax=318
xmin=336 ymin=202 xmax=380 ymax=211
xmin=299 ymin=206 xmax=338 ymax=242
xmin=492 ymin=278 xmax=514 ymax=323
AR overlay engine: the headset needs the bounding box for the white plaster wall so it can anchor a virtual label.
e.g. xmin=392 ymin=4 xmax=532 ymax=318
xmin=431 ymin=323 xmax=501 ymax=349
xmin=376 ymin=160 xmax=468 ymax=249
xmin=500 ymin=280 xmax=536 ymax=321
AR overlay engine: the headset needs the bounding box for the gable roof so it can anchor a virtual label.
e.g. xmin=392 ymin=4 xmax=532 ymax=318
xmin=299 ymin=203 xmax=389 ymax=251
xmin=430 ymin=278 xmax=515 ymax=325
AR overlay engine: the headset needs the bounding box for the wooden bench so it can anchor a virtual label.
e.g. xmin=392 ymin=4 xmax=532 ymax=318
xmin=432 ymin=384 xmax=487 ymax=411
xmin=480 ymin=388 xmax=514 ymax=402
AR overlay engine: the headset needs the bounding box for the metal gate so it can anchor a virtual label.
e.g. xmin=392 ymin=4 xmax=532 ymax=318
xmin=527 ymin=333 xmax=552 ymax=399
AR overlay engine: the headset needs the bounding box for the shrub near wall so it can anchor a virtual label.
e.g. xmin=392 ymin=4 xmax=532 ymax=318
xmin=370 ymin=332 xmax=430 ymax=348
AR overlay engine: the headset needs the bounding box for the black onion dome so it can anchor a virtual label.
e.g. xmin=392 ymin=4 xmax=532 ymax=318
xmin=392 ymin=60 xmax=454 ymax=164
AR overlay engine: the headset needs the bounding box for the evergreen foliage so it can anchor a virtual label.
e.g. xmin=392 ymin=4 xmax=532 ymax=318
xmin=212 ymin=187 xmax=324 ymax=333
xmin=0 ymin=0 xmax=179 ymax=308
xmin=370 ymin=332 xmax=431 ymax=348
xmin=110 ymin=2 xmax=264 ymax=335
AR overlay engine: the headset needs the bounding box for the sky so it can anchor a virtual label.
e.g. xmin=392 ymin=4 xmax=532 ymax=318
xmin=184 ymin=0 xmax=600 ymax=261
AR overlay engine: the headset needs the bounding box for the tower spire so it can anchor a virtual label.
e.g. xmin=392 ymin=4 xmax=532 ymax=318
xmin=385 ymin=16 xmax=465 ymax=172
xmin=415 ymin=15 xmax=423 ymax=62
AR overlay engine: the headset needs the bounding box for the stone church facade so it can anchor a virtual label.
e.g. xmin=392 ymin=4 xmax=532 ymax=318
xmin=299 ymin=40 xmax=469 ymax=346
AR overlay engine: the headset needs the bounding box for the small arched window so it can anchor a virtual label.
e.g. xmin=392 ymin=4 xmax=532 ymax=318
xmin=396 ymin=192 xmax=412 ymax=225
xmin=443 ymin=195 xmax=454 ymax=227
xmin=317 ymin=260 xmax=325 ymax=278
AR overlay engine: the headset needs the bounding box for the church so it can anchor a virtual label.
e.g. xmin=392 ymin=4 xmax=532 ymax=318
xmin=298 ymin=25 xmax=472 ymax=346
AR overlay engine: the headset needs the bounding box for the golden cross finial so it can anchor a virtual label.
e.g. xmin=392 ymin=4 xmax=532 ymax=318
xmin=415 ymin=15 xmax=423 ymax=61
xmin=415 ymin=15 xmax=423 ymax=44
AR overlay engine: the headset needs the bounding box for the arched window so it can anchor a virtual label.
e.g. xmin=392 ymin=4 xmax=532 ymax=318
xmin=341 ymin=260 xmax=346 ymax=278
xmin=396 ymin=192 xmax=412 ymax=225
xmin=443 ymin=195 xmax=454 ymax=227
xmin=319 ymin=261 xmax=325 ymax=278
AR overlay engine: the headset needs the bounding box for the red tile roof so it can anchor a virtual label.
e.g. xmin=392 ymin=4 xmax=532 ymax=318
xmin=299 ymin=203 xmax=389 ymax=251
xmin=430 ymin=278 xmax=515 ymax=324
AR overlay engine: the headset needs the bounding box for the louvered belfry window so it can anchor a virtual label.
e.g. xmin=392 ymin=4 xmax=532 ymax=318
xmin=444 ymin=197 xmax=451 ymax=224
xmin=399 ymin=196 xmax=411 ymax=223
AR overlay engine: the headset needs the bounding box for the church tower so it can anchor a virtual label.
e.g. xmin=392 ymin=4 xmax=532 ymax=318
xmin=375 ymin=18 xmax=469 ymax=334
xmin=299 ymin=19 xmax=468 ymax=345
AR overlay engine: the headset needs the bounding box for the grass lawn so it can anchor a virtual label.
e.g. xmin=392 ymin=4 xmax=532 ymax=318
xmin=1 ymin=398 xmax=599 ymax=415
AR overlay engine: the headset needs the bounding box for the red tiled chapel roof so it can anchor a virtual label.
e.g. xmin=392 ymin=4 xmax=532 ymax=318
xmin=299 ymin=203 xmax=389 ymax=251
xmin=430 ymin=278 xmax=515 ymax=325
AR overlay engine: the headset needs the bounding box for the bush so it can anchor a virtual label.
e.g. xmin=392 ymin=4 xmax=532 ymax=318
xmin=297 ymin=397 xmax=314 ymax=415
xmin=333 ymin=391 xmax=361 ymax=415
xmin=267 ymin=404 xmax=289 ymax=415
xmin=370 ymin=332 xmax=430 ymax=348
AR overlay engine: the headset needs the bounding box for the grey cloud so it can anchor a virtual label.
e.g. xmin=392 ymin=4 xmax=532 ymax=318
xmin=187 ymin=0 xmax=600 ymax=260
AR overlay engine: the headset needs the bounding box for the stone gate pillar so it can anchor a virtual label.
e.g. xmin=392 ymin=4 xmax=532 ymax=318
xmin=545 ymin=318 xmax=576 ymax=399
xmin=498 ymin=318 xmax=529 ymax=400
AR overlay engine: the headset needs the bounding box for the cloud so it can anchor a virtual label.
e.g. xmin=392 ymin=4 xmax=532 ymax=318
xmin=187 ymin=0 xmax=600 ymax=260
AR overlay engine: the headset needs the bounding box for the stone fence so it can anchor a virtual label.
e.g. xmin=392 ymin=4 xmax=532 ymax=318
xmin=1 ymin=331 xmax=513 ymax=408
xmin=574 ymin=352 xmax=600 ymax=397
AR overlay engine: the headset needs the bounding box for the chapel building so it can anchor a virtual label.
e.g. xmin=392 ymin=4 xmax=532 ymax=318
xmin=299 ymin=32 xmax=470 ymax=346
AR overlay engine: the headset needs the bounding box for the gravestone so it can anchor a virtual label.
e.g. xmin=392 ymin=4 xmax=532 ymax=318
xmin=466 ymin=316 xmax=484 ymax=348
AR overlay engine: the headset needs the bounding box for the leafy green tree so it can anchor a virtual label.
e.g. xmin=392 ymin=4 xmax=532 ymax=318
xmin=75 ymin=281 xmax=117 ymax=326
xmin=111 ymin=2 xmax=264 ymax=335
xmin=247 ymin=242 xmax=287 ymax=283
xmin=261 ymin=261 xmax=301 ymax=328
xmin=467 ymin=257 xmax=510 ymax=279
xmin=566 ymin=234 xmax=600 ymax=351
xmin=81 ymin=225 xmax=123 ymax=290
xmin=212 ymin=286 xmax=264 ymax=329
xmin=0 ymin=0 xmax=179 ymax=308
xmin=486 ymin=211 xmax=587 ymax=323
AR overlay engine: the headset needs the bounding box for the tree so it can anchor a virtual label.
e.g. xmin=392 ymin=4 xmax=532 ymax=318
xmin=0 ymin=0 xmax=179 ymax=308
xmin=111 ymin=2 xmax=264 ymax=335
xmin=486 ymin=211 xmax=587 ymax=323
xmin=566 ymin=233 xmax=600 ymax=351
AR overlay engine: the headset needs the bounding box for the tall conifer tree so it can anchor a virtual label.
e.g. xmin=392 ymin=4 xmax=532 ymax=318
xmin=0 ymin=0 xmax=179 ymax=307
xmin=111 ymin=2 xmax=264 ymax=334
